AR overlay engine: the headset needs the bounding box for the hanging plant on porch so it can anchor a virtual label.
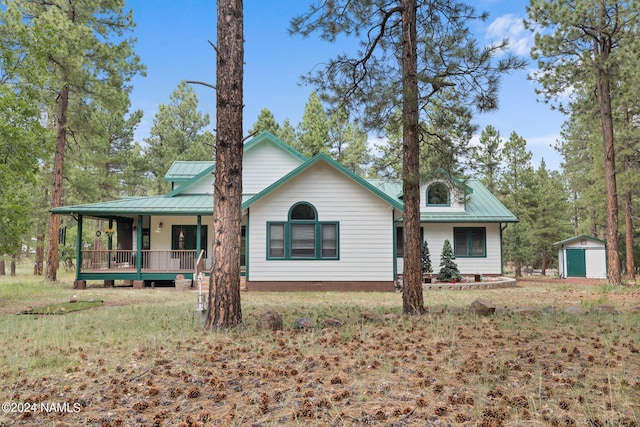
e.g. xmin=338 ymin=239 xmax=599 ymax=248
xmin=104 ymin=228 xmax=115 ymax=238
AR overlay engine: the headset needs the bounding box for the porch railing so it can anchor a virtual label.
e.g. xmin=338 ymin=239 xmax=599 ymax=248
xmin=81 ymin=249 xmax=197 ymax=272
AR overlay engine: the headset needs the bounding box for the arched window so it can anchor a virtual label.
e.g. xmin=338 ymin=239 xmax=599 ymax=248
xmin=268 ymin=202 xmax=339 ymax=260
xmin=289 ymin=202 xmax=316 ymax=220
xmin=427 ymin=182 xmax=449 ymax=206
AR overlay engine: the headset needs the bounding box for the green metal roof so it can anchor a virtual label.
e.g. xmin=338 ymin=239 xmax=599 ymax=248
xmin=52 ymin=131 xmax=515 ymax=223
xmin=51 ymin=195 xmax=214 ymax=216
xmin=369 ymin=178 xmax=517 ymax=223
xmin=164 ymin=161 xmax=215 ymax=183
xmin=554 ymin=235 xmax=606 ymax=246
xmin=243 ymin=131 xmax=307 ymax=162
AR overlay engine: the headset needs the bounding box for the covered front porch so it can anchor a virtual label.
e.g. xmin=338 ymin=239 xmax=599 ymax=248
xmin=70 ymin=213 xmax=214 ymax=289
xmin=75 ymin=248 xmax=205 ymax=287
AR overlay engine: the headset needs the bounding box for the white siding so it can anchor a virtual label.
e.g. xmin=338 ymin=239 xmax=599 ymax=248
xmin=243 ymin=141 xmax=304 ymax=195
xmin=398 ymin=222 xmax=503 ymax=275
xmin=248 ymin=162 xmax=394 ymax=281
xmin=176 ymin=140 xmax=304 ymax=195
xmin=585 ymin=248 xmax=607 ymax=279
xmin=557 ymin=238 xmax=607 ymax=279
xmin=181 ymin=179 xmax=214 ymax=195
xmin=420 ymin=180 xmax=465 ymax=213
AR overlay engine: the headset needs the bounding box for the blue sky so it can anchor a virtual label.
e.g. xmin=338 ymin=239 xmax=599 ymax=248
xmin=126 ymin=0 xmax=565 ymax=170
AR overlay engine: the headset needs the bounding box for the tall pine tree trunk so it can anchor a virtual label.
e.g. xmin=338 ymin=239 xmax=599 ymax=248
xmin=400 ymin=0 xmax=424 ymax=315
xmin=206 ymin=0 xmax=244 ymax=328
xmin=624 ymin=189 xmax=635 ymax=280
xmin=45 ymin=84 xmax=69 ymax=282
xmin=34 ymin=234 xmax=44 ymax=275
xmin=594 ymin=58 xmax=621 ymax=285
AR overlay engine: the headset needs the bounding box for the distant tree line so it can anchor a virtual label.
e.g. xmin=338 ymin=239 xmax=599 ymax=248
xmin=1 ymin=0 xmax=637 ymax=288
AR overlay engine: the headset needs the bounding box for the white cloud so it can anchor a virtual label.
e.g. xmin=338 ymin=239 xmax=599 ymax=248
xmin=486 ymin=14 xmax=533 ymax=56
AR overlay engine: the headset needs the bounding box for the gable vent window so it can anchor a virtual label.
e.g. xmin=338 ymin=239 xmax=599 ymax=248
xmin=267 ymin=202 xmax=339 ymax=260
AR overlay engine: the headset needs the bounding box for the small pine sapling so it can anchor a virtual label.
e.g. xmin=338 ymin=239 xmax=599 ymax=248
xmin=421 ymin=240 xmax=432 ymax=275
xmin=437 ymin=239 xmax=462 ymax=282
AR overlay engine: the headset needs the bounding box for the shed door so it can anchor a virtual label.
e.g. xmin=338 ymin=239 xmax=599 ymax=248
xmin=566 ymin=248 xmax=586 ymax=277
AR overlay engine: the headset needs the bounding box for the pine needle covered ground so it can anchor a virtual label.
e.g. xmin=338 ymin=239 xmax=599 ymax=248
xmin=0 ymin=275 xmax=638 ymax=426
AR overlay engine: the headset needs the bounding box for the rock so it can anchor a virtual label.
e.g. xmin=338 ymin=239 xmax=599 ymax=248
xmin=359 ymin=311 xmax=382 ymax=322
xmin=593 ymin=304 xmax=618 ymax=314
xmin=629 ymin=306 xmax=640 ymax=314
xmin=564 ymin=305 xmax=588 ymax=315
xmin=514 ymin=307 xmax=540 ymax=314
xmin=259 ymin=311 xmax=283 ymax=331
xmin=295 ymin=316 xmax=315 ymax=330
xmin=541 ymin=306 xmax=557 ymax=315
xmin=69 ymin=295 xmax=78 ymax=303
xmin=469 ymin=298 xmax=495 ymax=316
xmin=321 ymin=317 xmax=343 ymax=328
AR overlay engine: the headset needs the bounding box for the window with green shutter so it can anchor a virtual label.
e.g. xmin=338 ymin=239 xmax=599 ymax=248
xmin=453 ymin=227 xmax=486 ymax=257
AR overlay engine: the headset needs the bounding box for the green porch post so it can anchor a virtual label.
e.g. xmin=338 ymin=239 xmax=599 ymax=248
xmin=107 ymin=219 xmax=113 ymax=269
xmin=136 ymin=215 xmax=143 ymax=275
xmin=73 ymin=215 xmax=86 ymax=289
xmin=76 ymin=215 xmax=83 ymax=280
xmin=196 ymin=215 xmax=202 ymax=261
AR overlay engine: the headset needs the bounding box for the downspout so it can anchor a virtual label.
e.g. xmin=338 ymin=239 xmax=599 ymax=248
xmin=245 ymin=208 xmax=249 ymax=281
xmin=392 ymin=210 xmax=398 ymax=281
xmin=500 ymin=223 xmax=508 ymax=276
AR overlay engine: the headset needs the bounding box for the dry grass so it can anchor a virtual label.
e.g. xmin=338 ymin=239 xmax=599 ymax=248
xmin=0 ymin=273 xmax=639 ymax=426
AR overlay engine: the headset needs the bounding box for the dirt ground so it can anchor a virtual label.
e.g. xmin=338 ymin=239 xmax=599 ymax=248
xmin=1 ymin=277 xmax=639 ymax=426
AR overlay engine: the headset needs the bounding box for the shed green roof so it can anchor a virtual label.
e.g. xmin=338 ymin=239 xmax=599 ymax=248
xmin=553 ymin=235 xmax=606 ymax=246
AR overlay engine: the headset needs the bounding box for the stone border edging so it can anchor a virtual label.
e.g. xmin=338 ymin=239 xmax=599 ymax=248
xmin=423 ymin=277 xmax=517 ymax=291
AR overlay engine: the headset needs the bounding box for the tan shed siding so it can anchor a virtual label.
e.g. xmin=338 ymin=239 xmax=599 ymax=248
xmin=243 ymin=142 xmax=304 ymax=194
xmin=249 ymin=162 xmax=394 ymax=282
xmin=409 ymin=222 xmax=503 ymax=275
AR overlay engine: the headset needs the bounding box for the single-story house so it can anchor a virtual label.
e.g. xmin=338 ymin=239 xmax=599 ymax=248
xmin=52 ymin=131 xmax=518 ymax=291
xmin=555 ymin=235 xmax=607 ymax=279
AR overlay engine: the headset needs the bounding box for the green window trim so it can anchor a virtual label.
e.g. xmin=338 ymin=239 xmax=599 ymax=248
xmin=453 ymin=227 xmax=486 ymax=258
xmin=267 ymin=221 xmax=340 ymax=260
xmin=267 ymin=202 xmax=339 ymax=260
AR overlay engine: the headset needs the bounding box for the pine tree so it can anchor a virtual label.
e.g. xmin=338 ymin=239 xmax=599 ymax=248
xmin=145 ymin=81 xmax=214 ymax=194
xmin=290 ymin=0 xmax=525 ymax=314
xmin=206 ymin=0 xmax=244 ymax=329
xmin=530 ymin=160 xmax=571 ymax=274
xmin=328 ymin=106 xmax=371 ymax=175
xmin=472 ymin=125 xmax=502 ymax=192
xmin=295 ymin=91 xmax=330 ymax=158
xmin=499 ymin=132 xmax=536 ymax=277
xmin=421 ymin=240 xmax=432 ymax=275
xmin=3 ymin=0 xmax=144 ymax=281
xmin=437 ymin=239 xmax=462 ymax=282
xmin=526 ymin=0 xmax=640 ymax=285
xmin=249 ymin=108 xmax=281 ymax=136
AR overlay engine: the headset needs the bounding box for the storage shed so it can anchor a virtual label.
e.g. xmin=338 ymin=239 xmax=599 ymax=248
xmin=555 ymin=235 xmax=607 ymax=279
